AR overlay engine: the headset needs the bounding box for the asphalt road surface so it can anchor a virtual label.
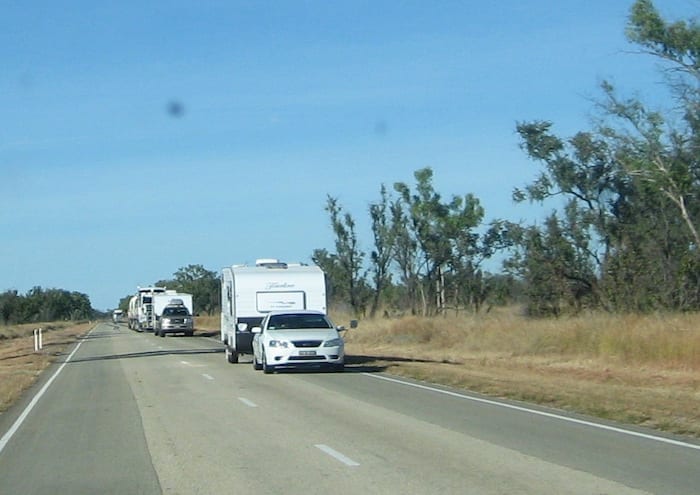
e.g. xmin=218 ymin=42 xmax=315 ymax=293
xmin=1 ymin=322 xmax=699 ymax=494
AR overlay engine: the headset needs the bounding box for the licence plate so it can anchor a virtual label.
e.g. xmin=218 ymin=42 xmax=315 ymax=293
xmin=299 ymin=350 xmax=316 ymax=356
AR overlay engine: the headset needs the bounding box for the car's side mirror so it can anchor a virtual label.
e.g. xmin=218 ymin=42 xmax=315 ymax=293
xmin=237 ymin=322 xmax=248 ymax=332
xmin=338 ymin=320 xmax=358 ymax=332
xmin=251 ymin=326 xmax=262 ymax=334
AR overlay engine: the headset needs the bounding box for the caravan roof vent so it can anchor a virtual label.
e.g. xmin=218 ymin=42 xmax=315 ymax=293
xmin=255 ymin=258 xmax=288 ymax=269
xmin=255 ymin=258 xmax=285 ymax=267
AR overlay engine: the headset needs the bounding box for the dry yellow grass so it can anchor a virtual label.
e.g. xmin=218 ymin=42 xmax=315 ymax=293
xmin=0 ymin=321 xmax=92 ymax=412
xmin=342 ymin=308 xmax=700 ymax=437
xmin=195 ymin=314 xmax=220 ymax=331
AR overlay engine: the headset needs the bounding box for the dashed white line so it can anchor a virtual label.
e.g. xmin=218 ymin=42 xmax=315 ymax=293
xmin=238 ymin=397 xmax=258 ymax=408
xmin=315 ymin=444 xmax=360 ymax=466
xmin=180 ymin=360 xmax=204 ymax=368
xmin=202 ymin=374 xmax=214 ymax=380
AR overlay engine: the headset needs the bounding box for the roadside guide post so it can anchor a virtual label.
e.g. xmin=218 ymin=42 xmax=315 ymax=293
xmin=33 ymin=328 xmax=43 ymax=352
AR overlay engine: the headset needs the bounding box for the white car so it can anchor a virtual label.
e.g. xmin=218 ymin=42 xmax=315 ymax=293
xmin=251 ymin=310 xmax=348 ymax=373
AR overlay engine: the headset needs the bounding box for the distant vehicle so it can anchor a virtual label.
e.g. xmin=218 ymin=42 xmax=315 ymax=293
xmin=155 ymin=300 xmax=194 ymax=337
xmin=112 ymin=309 xmax=124 ymax=323
xmin=128 ymin=286 xmax=167 ymax=331
xmin=152 ymin=291 xmax=193 ymax=324
xmin=221 ymin=259 xmax=326 ymax=364
xmin=251 ymin=310 xmax=354 ymax=373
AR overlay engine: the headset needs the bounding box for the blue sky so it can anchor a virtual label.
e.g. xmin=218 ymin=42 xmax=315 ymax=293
xmin=1 ymin=1 xmax=695 ymax=310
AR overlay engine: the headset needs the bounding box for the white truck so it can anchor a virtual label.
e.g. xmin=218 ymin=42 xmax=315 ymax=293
xmin=127 ymin=286 xmax=167 ymax=331
xmin=221 ymin=259 xmax=326 ymax=363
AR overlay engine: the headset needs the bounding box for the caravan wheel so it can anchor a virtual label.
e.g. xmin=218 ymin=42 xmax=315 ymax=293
xmin=225 ymin=346 xmax=239 ymax=364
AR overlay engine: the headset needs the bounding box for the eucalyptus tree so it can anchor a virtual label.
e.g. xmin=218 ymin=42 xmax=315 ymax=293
xmin=596 ymin=0 xmax=700 ymax=309
xmin=510 ymin=0 xmax=700 ymax=312
xmin=367 ymin=184 xmax=396 ymax=317
xmin=324 ymin=195 xmax=368 ymax=315
xmin=311 ymin=248 xmax=344 ymax=309
xmin=389 ymin=194 xmax=420 ymax=314
xmin=393 ymin=167 xmax=485 ymax=315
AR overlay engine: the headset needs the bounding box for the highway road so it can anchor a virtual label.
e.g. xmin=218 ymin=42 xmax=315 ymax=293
xmin=1 ymin=322 xmax=699 ymax=494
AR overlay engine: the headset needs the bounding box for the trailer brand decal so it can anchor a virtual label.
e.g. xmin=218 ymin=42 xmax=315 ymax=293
xmin=265 ymin=282 xmax=295 ymax=289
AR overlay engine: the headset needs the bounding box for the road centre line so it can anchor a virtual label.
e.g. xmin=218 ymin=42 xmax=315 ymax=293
xmin=364 ymin=373 xmax=700 ymax=452
xmin=202 ymin=374 xmax=214 ymax=380
xmin=180 ymin=360 xmax=204 ymax=367
xmin=315 ymin=444 xmax=360 ymax=466
xmin=238 ymin=397 xmax=258 ymax=408
xmin=0 ymin=325 xmax=94 ymax=455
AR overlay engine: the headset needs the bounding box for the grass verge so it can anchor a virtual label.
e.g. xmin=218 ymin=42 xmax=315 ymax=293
xmin=342 ymin=308 xmax=700 ymax=438
xmin=0 ymin=321 xmax=92 ymax=412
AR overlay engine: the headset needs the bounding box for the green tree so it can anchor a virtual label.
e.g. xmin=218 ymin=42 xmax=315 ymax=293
xmin=0 ymin=290 xmax=21 ymax=324
xmin=163 ymin=264 xmax=220 ymax=315
xmin=311 ymin=248 xmax=344 ymax=310
xmin=509 ymin=1 xmax=700 ymax=312
xmin=367 ymin=185 xmax=395 ymax=317
xmin=389 ymin=194 xmax=420 ymax=314
xmin=394 ymin=167 xmax=485 ymax=315
xmin=117 ymin=295 xmax=132 ymax=313
xmin=325 ymin=195 xmax=368 ymax=316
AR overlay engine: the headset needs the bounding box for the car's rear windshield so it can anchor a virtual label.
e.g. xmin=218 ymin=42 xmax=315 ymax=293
xmin=268 ymin=314 xmax=332 ymax=330
xmin=163 ymin=307 xmax=189 ymax=316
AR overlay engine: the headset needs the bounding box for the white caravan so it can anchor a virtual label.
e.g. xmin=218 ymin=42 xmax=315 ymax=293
xmin=221 ymin=259 xmax=326 ymax=363
xmin=152 ymin=291 xmax=194 ymax=320
xmin=127 ymin=286 xmax=167 ymax=331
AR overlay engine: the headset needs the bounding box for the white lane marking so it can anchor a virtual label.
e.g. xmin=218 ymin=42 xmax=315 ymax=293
xmin=238 ymin=397 xmax=258 ymax=408
xmin=180 ymin=360 xmax=204 ymax=367
xmin=364 ymin=373 xmax=700 ymax=452
xmin=315 ymin=444 xmax=360 ymax=466
xmin=0 ymin=325 xmax=95 ymax=455
xmin=202 ymin=374 xmax=214 ymax=381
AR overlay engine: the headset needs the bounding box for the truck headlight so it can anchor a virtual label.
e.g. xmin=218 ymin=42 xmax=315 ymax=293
xmin=323 ymin=338 xmax=343 ymax=347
